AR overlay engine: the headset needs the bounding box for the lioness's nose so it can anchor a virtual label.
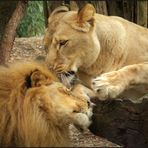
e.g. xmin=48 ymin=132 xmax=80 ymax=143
xmin=69 ymin=71 xmax=75 ymax=75
xmin=63 ymin=71 xmax=75 ymax=77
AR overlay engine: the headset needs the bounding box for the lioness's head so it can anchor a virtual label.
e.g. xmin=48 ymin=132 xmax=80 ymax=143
xmin=44 ymin=4 xmax=100 ymax=74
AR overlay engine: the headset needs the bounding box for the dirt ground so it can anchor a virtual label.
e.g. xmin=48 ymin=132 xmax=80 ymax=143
xmin=10 ymin=36 xmax=120 ymax=147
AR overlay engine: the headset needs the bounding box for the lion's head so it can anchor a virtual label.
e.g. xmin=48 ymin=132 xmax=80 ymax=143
xmin=0 ymin=61 xmax=92 ymax=147
xmin=44 ymin=4 xmax=100 ymax=74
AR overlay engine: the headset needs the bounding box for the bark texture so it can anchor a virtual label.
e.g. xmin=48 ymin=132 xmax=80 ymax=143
xmin=136 ymin=1 xmax=147 ymax=27
xmin=0 ymin=1 xmax=18 ymax=41
xmin=43 ymin=1 xmax=48 ymax=27
xmin=123 ymin=0 xmax=135 ymax=22
xmin=89 ymin=98 xmax=148 ymax=148
xmin=106 ymin=0 xmax=124 ymax=17
xmin=0 ymin=1 xmax=27 ymax=64
xmin=90 ymin=1 xmax=108 ymax=15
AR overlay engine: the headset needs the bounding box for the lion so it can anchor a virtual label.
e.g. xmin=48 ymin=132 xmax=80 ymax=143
xmin=0 ymin=61 xmax=92 ymax=147
xmin=44 ymin=4 xmax=148 ymax=102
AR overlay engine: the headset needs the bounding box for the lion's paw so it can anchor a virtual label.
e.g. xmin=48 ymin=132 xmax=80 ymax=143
xmin=91 ymin=71 xmax=126 ymax=100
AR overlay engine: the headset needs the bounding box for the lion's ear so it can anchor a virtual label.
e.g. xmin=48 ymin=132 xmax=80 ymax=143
xmin=25 ymin=69 xmax=53 ymax=88
xmin=77 ymin=4 xmax=95 ymax=28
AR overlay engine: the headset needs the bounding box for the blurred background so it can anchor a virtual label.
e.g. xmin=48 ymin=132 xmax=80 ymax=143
xmin=0 ymin=0 xmax=147 ymax=76
xmin=1 ymin=0 xmax=147 ymax=38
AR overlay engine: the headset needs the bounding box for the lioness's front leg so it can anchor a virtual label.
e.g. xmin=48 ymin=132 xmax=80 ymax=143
xmin=91 ymin=63 xmax=148 ymax=100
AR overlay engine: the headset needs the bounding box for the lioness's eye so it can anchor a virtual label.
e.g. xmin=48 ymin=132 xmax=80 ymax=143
xmin=59 ymin=40 xmax=68 ymax=48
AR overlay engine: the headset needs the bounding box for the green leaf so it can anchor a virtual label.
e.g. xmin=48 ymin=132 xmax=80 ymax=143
xmin=17 ymin=1 xmax=45 ymax=37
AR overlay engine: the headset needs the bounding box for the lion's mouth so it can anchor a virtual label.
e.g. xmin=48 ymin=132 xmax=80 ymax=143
xmin=73 ymin=112 xmax=92 ymax=132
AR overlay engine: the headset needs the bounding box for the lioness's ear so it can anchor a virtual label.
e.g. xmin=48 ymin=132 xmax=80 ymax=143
xmin=77 ymin=4 xmax=95 ymax=27
xmin=50 ymin=6 xmax=69 ymax=17
xmin=70 ymin=4 xmax=96 ymax=32
xmin=25 ymin=69 xmax=53 ymax=88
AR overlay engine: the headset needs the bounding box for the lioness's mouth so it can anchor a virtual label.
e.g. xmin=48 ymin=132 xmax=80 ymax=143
xmin=58 ymin=71 xmax=77 ymax=88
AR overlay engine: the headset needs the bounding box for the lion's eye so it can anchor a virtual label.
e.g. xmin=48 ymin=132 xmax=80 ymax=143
xmin=59 ymin=40 xmax=68 ymax=48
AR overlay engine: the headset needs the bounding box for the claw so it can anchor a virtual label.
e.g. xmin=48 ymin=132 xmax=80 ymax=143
xmin=54 ymin=64 xmax=67 ymax=74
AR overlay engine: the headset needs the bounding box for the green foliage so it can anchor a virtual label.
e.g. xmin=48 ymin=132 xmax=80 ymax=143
xmin=17 ymin=1 xmax=45 ymax=37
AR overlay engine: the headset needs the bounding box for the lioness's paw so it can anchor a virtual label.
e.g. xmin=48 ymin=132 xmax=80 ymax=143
xmin=91 ymin=71 xmax=126 ymax=100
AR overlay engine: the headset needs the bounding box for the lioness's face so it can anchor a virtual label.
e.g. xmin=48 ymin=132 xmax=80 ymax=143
xmin=44 ymin=4 xmax=100 ymax=73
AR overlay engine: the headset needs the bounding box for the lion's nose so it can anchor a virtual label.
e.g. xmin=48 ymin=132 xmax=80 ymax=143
xmin=87 ymin=99 xmax=96 ymax=108
xmin=87 ymin=100 xmax=90 ymax=108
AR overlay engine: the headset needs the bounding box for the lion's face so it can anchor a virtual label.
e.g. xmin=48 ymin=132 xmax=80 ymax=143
xmin=0 ymin=62 xmax=93 ymax=146
xmin=44 ymin=4 xmax=100 ymax=74
xmin=24 ymin=66 xmax=92 ymax=130
xmin=29 ymin=82 xmax=92 ymax=130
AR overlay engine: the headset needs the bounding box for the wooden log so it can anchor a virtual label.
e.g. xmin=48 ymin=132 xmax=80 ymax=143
xmin=89 ymin=97 xmax=148 ymax=147
xmin=136 ymin=1 xmax=147 ymax=27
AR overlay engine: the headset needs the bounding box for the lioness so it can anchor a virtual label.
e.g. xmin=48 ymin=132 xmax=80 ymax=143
xmin=44 ymin=4 xmax=148 ymax=101
xmin=0 ymin=61 xmax=92 ymax=147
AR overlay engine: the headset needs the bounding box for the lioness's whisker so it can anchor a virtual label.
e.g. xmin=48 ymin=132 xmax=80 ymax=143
xmin=64 ymin=71 xmax=71 ymax=77
xmin=60 ymin=73 xmax=72 ymax=88
xmin=64 ymin=74 xmax=70 ymax=85
xmin=60 ymin=74 xmax=65 ymax=83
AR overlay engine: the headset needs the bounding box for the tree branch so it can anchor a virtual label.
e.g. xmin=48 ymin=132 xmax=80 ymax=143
xmin=0 ymin=1 xmax=28 ymax=64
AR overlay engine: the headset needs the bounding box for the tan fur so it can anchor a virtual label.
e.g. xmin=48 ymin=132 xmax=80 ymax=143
xmin=0 ymin=61 xmax=92 ymax=147
xmin=44 ymin=4 xmax=148 ymax=101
